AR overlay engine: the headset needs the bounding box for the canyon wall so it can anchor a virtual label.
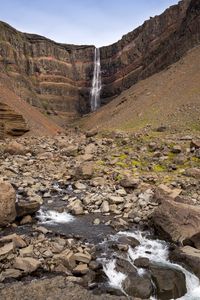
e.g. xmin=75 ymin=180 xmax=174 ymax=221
xmin=0 ymin=0 xmax=199 ymax=124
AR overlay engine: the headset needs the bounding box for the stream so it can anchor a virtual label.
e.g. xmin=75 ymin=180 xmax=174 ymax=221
xmin=37 ymin=208 xmax=200 ymax=300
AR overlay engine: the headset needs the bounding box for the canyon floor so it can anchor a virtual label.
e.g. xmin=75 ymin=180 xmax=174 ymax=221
xmin=0 ymin=128 xmax=200 ymax=300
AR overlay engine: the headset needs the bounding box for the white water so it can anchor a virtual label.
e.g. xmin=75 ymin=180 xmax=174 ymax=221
xmin=103 ymin=231 xmax=200 ymax=300
xmin=91 ymin=47 xmax=101 ymax=112
xmin=37 ymin=209 xmax=75 ymax=224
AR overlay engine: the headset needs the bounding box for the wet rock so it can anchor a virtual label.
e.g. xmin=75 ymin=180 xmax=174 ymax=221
xmin=14 ymin=257 xmax=41 ymax=273
xmin=16 ymin=200 xmax=40 ymax=217
xmin=0 ymin=180 xmax=16 ymax=226
xmin=150 ymin=265 xmax=187 ymax=300
xmin=134 ymin=257 xmax=150 ymax=268
xmin=170 ymin=246 xmax=200 ymax=278
xmin=117 ymin=236 xmax=140 ymax=249
xmin=122 ymin=272 xmax=153 ymax=299
xmin=152 ymin=198 xmax=200 ymax=243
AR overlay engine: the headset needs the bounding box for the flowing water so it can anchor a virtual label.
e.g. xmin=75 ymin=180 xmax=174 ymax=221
xmin=91 ymin=47 xmax=101 ymax=112
xmin=36 ymin=207 xmax=200 ymax=300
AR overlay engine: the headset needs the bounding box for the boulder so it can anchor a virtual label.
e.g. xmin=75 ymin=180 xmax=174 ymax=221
xmin=74 ymin=253 xmax=91 ymax=264
xmin=150 ymin=265 xmax=187 ymax=300
xmin=122 ymin=272 xmax=153 ymax=299
xmin=4 ymin=141 xmax=27 ymax=155
xmin=190 ymin=140 xmax=200 ymax=150
xmin=152 ymin=198 xmax=200 ymax=244
xmin=16 ymin=200 xmax=40 ymax=217
xmin=119 ymin=176 xmax=140 ymax=189
xmin=0 ymin=242 xmax=14 ymax=260
xmin=134 ymin=257 xmax=150 ymax=268
xmin=170 ymin=246 xmax=200 ymax=278
xmin=72 ymin=264 xmax=89 ymax=275
xmin=14 ymin=257 xmax=41 ymax=273
xmin=67 ymin=199 xmax=84 ymax=215
xmin=0 ymin=180 xmax=16 ymax=226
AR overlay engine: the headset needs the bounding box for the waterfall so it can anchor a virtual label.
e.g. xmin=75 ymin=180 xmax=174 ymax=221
xmin=91 ymin=47 xmax=101 ymax=112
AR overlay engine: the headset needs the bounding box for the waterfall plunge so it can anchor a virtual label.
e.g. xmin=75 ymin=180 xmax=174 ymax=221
xmin=91 ymin=48 xmax=101 ymax=112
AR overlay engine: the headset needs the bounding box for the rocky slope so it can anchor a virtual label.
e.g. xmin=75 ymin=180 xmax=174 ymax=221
xmin=0 ymin=0 xmax=199 ymax=127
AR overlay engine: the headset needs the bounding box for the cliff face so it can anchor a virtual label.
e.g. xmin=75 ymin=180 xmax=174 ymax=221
xmin=0 ymin=0 xmax=199 ymax=124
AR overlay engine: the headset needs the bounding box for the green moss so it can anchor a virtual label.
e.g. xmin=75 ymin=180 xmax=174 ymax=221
xmin=131 ymin=160 xmax=142 ymax=167
xmin=116 ymin=161 xmax=128 ymax=168
xmin=152 ymin=164 xmax=166 ymax=172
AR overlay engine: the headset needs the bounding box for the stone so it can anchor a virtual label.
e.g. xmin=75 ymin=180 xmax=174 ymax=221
xmin=108 ymin=195 xmax=124 ymax=204
xmin=134 ymin=257 xmax=150 ymax=268
xmin=0 ymin=180 xmax=16 ymax=226
xmin=0 ymin=269 xmax=22 ymax=282
xmin=190 ymin=140 xmax=200 ymax=150
xmin=117 ymin=236 xmax=140 ymax=249
xmin=68 ymin=199 xmax=84 ymax=215
xmin=20 ymin=245 xmax=34 ymax=257
xmin=119 ymin=176 xmax=140 ymax=188
xmin=72 ymin=264 xmax=89 ymax=275
xmin=16 ymin=200 xmax=40 ymax=217
xmin=185 ymin=168 xmax=200 ymax=179
xmin=150 ymin=265 xmax=187 ymax=300
xmin=171 ymin=145 xmax=182 ymax=153
xmin=122 ymin=272 xmax=153 ymax=299
xmin=152 ymin=198 xmax=200 ymax=243
xmin=0 ymin=234 xmax=26 ymax=248
xmin=100 ymin=201 xmax=110 ymax=213
xmin=0 ymin=242 xmax=14 ymax=260
xmin=4 ymin=141 xmax=26 ymax=155
xmin=54 ymin=250 xmax=76 ymax=270
xmin=20 ymin=215 xmax=33 ymax=225
xmin=74 ymin=182 xmax=86 ymax=190
xmin=74 ymin=253 xmax=92 ymax=264
xmin=75 ymin=162 xmax=94 ymax=179
xmin=14 ymin=257 xmax=41 ymax=273
xmin=93 ymin=218 xmax=100 ymax=225
xmin=158 ymin=184 xmax=182 ymax=199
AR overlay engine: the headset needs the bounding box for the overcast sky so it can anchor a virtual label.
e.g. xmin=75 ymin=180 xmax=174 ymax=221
xmin=0 ymin=0 xmax=179 ymax=47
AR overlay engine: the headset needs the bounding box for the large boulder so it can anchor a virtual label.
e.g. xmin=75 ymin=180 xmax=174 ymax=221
xmin=4 ymin=141 xmax=27 ymax=155
xmin=150 ymin=265 xmax=187 ymax=300
xmin=0 ymin=180 xmax=16 ymax=226
xmin=151 ymin=198 xmax=200 ymax=244
xmin=75 ymin=162 xmax=94 ymax=180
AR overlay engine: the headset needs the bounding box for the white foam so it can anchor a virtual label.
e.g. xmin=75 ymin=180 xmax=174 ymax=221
xmin=37 ymin=209 xmax=75 ymax=224
xmin=103 ymin=259 xmax=127 ymax=290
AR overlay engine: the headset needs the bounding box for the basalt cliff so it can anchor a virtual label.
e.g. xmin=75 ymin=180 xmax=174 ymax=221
xmin=0 ymin=0 xmax=200 ymax=134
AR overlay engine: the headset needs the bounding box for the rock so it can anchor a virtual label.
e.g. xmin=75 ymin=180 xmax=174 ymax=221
xmin=0 ymin=234 xmax=26 ymax=248
xmin=4 ymin=141 xmax=27 ymax=155
xmin=73 ymin=264 xmax=89 ymax=275
xmin=122 ymin=272 xmax=153 ymax=299
xmin=185 ymin=168 xmax=200 ymax=179
xmin=20 ymin=215 xmax=33 ymax=225
xmin=62 ymin=145 xmax=78 ymax=156
xmin=190 ymin=140 xmax=200 ymax=150
xmin=119 ymin=176 xmax=140 ymax=188
xmin=75 ymin=162 xmax=94 ymax=179
xmin=16 ymin=200 xmax=40 ymax=217
xmin=118 ymin=236 xmax=140 ymax=249
xmin=134 ymin=257 xmax=150 ymax=268
xmin=90 ymin=177 xmax=105 ymax=187
xmin=74 ymin=182 xmax=86 ymax=190
xmin=14 ymin=257 xmax=41 ymax=273
xmin=74 ymin=253 xmax=92 ymax=264
xmin=68 ymin=199 xmax=84 ymax=215
xmin=171 ymin=145 xmax=182 ymax=153
xmin=54 ymin=250 xmax=76 ymax=270
xmin=0 ymin=269 xmax=22 ymax=282
xmin=100 ymin=201 xmax=110 ymax=213
xmin=86 ymin=130 xmax=98 ymax=138
xmin=93 ymin=218 xmax=100 ymax=225
xmin=0 ymin=180 xmax=16 ymax=226
xmin=0 ymin=242 xmax=14 ymax=260
xmin=152 ymin=198 xmax=200 ymax=243
xmin=158 ymin=184 xmax=182 ymax=199
xmin=150 ymin=265 xmax=187 ymax=300
xmin=20 ymin=245 xmax=34 ymax=257
xmin=108 ymin=195 xmax=124 ymax=204
xmin=170 ymin=246 xmax=200 ymax=278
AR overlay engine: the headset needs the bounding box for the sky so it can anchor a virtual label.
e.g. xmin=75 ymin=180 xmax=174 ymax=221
xmin=0 ymin=0 xmax=179 ymax=47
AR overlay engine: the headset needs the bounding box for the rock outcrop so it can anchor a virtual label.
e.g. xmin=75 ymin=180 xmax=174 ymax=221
xmin=0 ymin=0 xmax=199 ymax=124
